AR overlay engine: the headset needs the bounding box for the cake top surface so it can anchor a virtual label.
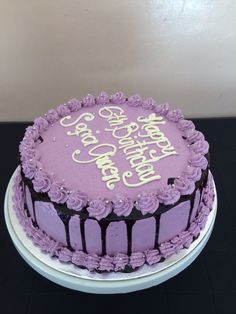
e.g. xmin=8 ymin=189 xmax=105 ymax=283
xmin=19 ymin=92 xmax=209 ymax=219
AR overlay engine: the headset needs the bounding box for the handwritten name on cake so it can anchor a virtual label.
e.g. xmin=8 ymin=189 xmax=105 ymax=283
xmin=60 ymin=106 xmax=178 ymax=190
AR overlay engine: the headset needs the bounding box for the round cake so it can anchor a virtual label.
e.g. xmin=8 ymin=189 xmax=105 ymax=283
xmin=14 ymin=92 xmax=215 ymax=272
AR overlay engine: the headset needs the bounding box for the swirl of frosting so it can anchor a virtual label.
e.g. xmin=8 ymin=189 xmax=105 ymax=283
xmin=159 ymin=242 xmax=176 ymax=258
xmin=190 ymin=140 xmax=209 ymax=155
xmin=20 ymin=148 xmax=40 ymax=163
xmin=174 ymin=177 xmax=195 ymax=195
xmin=95 ymin=91 xmax=109 ymax=104
xmin=82 ymin=94 xmax=95 ymax=107
xmin=58 ymin=248 xmax=73 ymax=263
xmin=183 ymin=165 xmax=202 ymax=182
xmin=33 ymin=117 xmax=49 ymax=133
xmin=142 ymin=97 xmax=157 ymax=110
xmin=72 ymin=251 xmax=87 ymax=267
xmin=66 ymin=191 xmax=87 ymax=211
xmin=130 ymin=252 xmax=145 ymax=269
xmin=154 ymin=102 xmax=169 ymax=115
xmin=110 ymin=91 xmax=126 ymax=104
xmin=189 ymin=221 xmax=201 ymax=238
xmin=67 ymin=98 xmax=82 ymax=112
xmin=136 ymin=192 xmax=159 ymax=215
xmin=179 ymin=230 xmax=193 ymax=248
xmin=113 ymin=195 xmax=133 ymax=217
xmin=145 ymin=249 xmax=161 ymax=265
xmin=166 ymin=108 xmax=183 ymax=122
xmin=189 ymin=152 xmax=208 ymax=170
xmin=177 ymin=119 xmax=195 ymax=131
xmin=113 ymin=253 xmax=129 ymax=271
xmin=87 ymin=199 xmax=112 ymax=220
xmin=56 ymin=104 xmax=71 ymax=117
xmin=32 ymin=169 xmax=52 ymax=193
xmin=25 ymin=125 xmax=40 ymax=141
xmin=203 ymin=190 xmax=214 ymax=209
xmin=48 ymin=182 xmax=68 ymax=204
xmin=99 ymin=255 xmax=114 ymax=272
xmin=22 ymin=158 xmax=40 ymax=179
xmin=170 ymin=236 xmax=184 ymax=252
xmin=85 ymin=254 xmax=100 ymax=271
xmin=127 ymin=94 xmax=142 ymax=107
xmin=40 ymin=235 xmax=60 ymax=255
xmin=197 ymin=212 xmax=207 ymax=230
xmin=45 ymin=109 xmax=59 ymax=124
xmin=185 ymin=129 xmax=205 ymax=144
xmin=158 ymin=185 xmax=180 ymax=205
xmin=20 ymin=137 xmax=36 ymax=149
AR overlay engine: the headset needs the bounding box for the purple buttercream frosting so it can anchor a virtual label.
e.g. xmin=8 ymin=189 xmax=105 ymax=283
xmin=130 ymin=252 xmax=145 ymax=269
xmin=185 ymin=129 xmax=205 ymax=144
xmin=48 ymin=182 xmax=68 ymax=204
xmin=166 ymin=108 xmax=183 ymax=122
xmin=22 ymin=158 xmax=41 ymax=179
xmin=45 ymin=109 xmax=59 ymax=124
xmin=87 ymin=199 xmax=112 ymax=220
xmin=25 ymin=125 xmax=40 ymax=141
xmin=142 ymin=97 xmax=157 ymax=110
xmin=72 ymin=251 xmax=87 ymax=267
xmin=33 ymin=117 xmax=49 ymax=133
xmin=85 ymin=254 xmax=100 ymax=271
xmin=170 ymin=236 xmax=184 ymax=253
xmin=158 ymin=185 xmax=181 ymax=205
xmin=136 ymin=192 xmax=159 ymax=215
xmin=113 ymin=253 xmax=129 ymax=271
xmin=20 ymin=137 xmax=36 ymax=149
xmin=154 ymin=102 xmax=169 ymax=115
xmin=179 ymin=230 xmax=193 ymax=248
xmin=95 ymin=91 xmax=109 ymax=105
xmin=99 ymin=255 xmax=114 ymax=271
xmin=177 ymin=119 xmax=195 ymax=131
xmin=67 ymin=98 xmax=82 ymax=112
xmin=66 ymin=190 xmax=87 ymax=211
xmin=183 ymin=165 xmax=202 ymax=182
xmin=32 ymin=169 xmax=52 ymax=193
xmin=174 ymin=177 xmax=195 ymax=195
xmin=189 ymin=221 xmax=201 ymax=238
xmin=113 ymin=195 xmax=133 ymax=217
xmin=189 ymin=152 xmax=208 ymax=170
xmin=159 ymin=242 xmax=176 ymax=258
xmin=127 ymin=94 xmax=142 ymax=107
xmin=20 ymin=147 xmax=39 ymax=162
xmin=56 ymin=104 xmax=71 ymax=117
xmin=110 ymin=91 xmax=126 ymax=104
xmin=82 ymin=94 xmax=96 ymax=107
xmin=58 ymin=248 xmax=73 ymax=262
xmin=145 ymin=249 xmax=161 ymax=265
xmin=190 ymin=140 xmax=209 ymax=155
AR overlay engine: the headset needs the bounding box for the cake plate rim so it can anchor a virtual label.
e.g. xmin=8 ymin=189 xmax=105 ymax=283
xmin=4 ymin=167 xmax=217 ymax=294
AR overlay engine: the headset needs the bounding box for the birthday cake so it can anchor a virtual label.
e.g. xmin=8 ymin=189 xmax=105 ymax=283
xmin=13 ymin=92 xmax=215 ymax=272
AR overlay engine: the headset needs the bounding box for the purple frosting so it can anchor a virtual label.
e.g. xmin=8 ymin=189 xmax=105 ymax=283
xmin=40 ymin=235 xmax=60 ymax=256
xmin=82 ymin=94 xmax=96 ymax=107
xmin=145 ymin=249 xmax=161 ymax=265
xmin=95 ymin=91 xmax=109 ymax=105
xmin=45 ymin=109 xmax=59 ymax=124
xmin=179 ymin=231 xmax=193 ymax=248
xmin=177 ymin=119 xmax=195 ymax=131
xmin=136 ymin=192 xmax=159 ymax=215
xmin=32 ymin=169 xmax=52 ymax=193
xmin=113 ymin=195 xmax=133 ymax=217
xmin=190 ymin=140 xmax=209 ymax=155
xmin=22 ymin=158 xmax=41 ymax=179
xmin=113 ymin=253 xmax=129 ymax=271
xmin=130 ymin=252 xmax=145 ymax=269
xmin=67 ymin=98 xmax=82 ymax=112
xmin=66 ymin=190 xmax=87 ymax=211
xmin=99 ymin=255 xmax=114 ymax=271
xmin=158 ymin=185 xmax=181 ymax=205
xmin=56 ymin=104 xmax=71 ymax=117
xmin=110 ymin=91 xmax=126 ymax=104
xmin=33 ymin=117 xmax=49 ymax=133
xmin=20 ymin=137 xmax=36 ymax=149
xmin=183 ymin=165 xmax=202 ymax=182
xmin=87 ymin=199 xmax=112 ymax=220
xmin=166 ymin=109 xmax=183 ymax=122
xmin=142 ymin=97 xmax=157 ymax=110
xmin=72 ymin=251 xmax=87 ymax=267
xmin=185 ymin=129 xmax=205 ymax=144
xmin=58 ymin=248 xmax=73 ymax=263
xmin=189 ymin=221 xmax=201 ymax=238
xmin=170 ymin=236 xmax=184 ymax=252
xmin=20 ymin=147 xmax=39 ymax=162
xmin=174 ymin=177 xmax=195 ymax=195
xmin=154 ymin=102 xmax=169 ymax=115
xmin=159 ymin=242 xmax=176 ymax=258
xmin=127 ymin=94 xmax=142 ymax=107
xmin=85 ymin=254 xmax=100 ymax=271
xmin=48 ymin=182 xmax=68 ymax=204
xmin=189 ymin=152 xmax=208 ymax=170
xmin=25 ymin=126 xmax=40 ymax=141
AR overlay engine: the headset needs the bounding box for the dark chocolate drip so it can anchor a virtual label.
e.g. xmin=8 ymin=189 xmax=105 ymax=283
xmin=80 ymin=218 xmax=87 ymax=253
xmin=187 ymin=191 xmax=196 ymax=228
xmin=57 ymin=212 xmax=72 ymax=250
xmin=154 ymin=214 xmax=161 ymax=249
xmin=167 ymin=177 xmax=175 ymax=185
xmin=38 ymin=136 xmax=44 ymax=143
xmin=125 ymin=220 xmax=135 ymax=255
xmin=30 ymin=194 xmax=38 ymax=227
xmin=99 ymin=220 xmax=110 ymax=256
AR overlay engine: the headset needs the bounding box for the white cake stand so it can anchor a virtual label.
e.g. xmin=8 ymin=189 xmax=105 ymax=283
xmin=4 ymin=168 xmax=217 ymax=294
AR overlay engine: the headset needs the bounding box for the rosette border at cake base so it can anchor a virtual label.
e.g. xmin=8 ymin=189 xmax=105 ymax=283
xmin=4 ymin=167 xmax=217 ymax=294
